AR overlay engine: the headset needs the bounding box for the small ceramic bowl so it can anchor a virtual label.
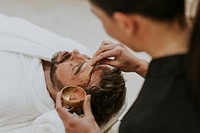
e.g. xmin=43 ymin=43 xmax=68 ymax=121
xmin=61 ymin=86 xmax=86 ymax=108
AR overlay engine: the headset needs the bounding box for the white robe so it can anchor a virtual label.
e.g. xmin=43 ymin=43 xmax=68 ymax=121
xmin=0 ymin=14 xmax=91 ymax=132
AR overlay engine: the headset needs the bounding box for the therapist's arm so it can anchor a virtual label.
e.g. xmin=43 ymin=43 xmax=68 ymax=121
xmin=56 ymin=92 xmax=100 ymax=133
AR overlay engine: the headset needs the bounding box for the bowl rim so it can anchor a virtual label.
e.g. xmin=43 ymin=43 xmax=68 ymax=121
xmin=61 ymin=85 xmax=86 ymax=103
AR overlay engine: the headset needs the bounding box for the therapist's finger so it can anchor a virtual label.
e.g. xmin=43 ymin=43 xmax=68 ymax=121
xmin=90 ymin=49 xmax=118 ymax=66
xmin=93 ymin=41 xmax=115 ymax=58
xmin=56 ymin=91 xmax=63 ymax=108
xmin=83 ymin=95 xmax=94 ymax=118
xmin=97 ymin=58 xmax=118 ymax=67
xmin=56 ymin=92 xmax=74 ymax=120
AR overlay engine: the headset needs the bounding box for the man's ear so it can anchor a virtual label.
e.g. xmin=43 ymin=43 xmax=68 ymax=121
xmin=113 ymin=12 xmax=138 ymax=36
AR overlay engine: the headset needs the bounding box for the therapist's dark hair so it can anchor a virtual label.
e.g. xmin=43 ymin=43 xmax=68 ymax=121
xmin=186 ymin=2 xmax=200 ymax=109
xmin=89 ymin=0 xmax=186 ymax=27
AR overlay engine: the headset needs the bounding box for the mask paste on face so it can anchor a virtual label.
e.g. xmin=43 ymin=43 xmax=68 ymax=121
xmin=80 ymin=65 xmax=94 ymax=86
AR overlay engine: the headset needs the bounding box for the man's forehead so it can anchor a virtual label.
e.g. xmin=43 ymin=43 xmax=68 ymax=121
xmin=93 ymin=64 xmax=114 ymax=71
xmin=89 ymin=64 xmax=113 ymax=82
xmin=84 ymin=64 xmax=116 ymax=91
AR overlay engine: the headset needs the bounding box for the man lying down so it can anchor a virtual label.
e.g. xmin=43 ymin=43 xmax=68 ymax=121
xmin=0 ymin=48 xmax=126 ymax=132
xmin=48 ymin=49 xmax=126 ymax=126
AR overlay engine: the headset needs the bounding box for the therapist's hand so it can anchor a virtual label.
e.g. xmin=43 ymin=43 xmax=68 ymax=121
xmin=56 ymin=92 xmax=100 ymax=133
xmin=90 ymin=41 xmax=148 ymax=78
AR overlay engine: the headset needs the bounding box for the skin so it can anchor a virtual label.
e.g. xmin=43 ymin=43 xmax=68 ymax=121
xmin=56 ymin=92 xmax=100 ymax=133
xmin=90 ymin=41 xmax=149 ymax=77
xmin=46 ymin=50 xmax=107 ymax=133
xmin=43 ymin=49 xmax=105 ymax=102
xmin=51 ymin=49 xmax=99 ymax=87
xmin=56 ymin=2 xmax=190 ymax=133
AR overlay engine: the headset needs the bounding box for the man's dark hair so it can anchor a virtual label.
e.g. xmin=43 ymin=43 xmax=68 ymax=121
xmin=86 ymin=67 xmax=126 ymax=126
xmin=90 ymin=0 xmax=186 ymax=27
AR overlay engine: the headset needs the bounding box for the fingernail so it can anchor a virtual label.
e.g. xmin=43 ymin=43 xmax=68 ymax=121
xmin=87 ymin=95 xmax=91 ymax=101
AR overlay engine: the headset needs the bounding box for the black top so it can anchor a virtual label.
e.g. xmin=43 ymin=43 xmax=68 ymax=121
xmin=119 ymin=55 xmax=200 ymax=133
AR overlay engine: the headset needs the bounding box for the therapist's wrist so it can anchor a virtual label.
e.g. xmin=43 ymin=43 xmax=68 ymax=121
xmin=135 ymin=59 xmax=149 ymax=78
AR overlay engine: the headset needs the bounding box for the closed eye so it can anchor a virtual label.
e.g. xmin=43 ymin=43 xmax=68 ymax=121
xmin=74 ymin=62 xmax=85 ymax=75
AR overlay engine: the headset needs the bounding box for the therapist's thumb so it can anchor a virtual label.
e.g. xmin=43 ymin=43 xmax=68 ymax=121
xmin=83 ymin=95 xmax=94 ymax=117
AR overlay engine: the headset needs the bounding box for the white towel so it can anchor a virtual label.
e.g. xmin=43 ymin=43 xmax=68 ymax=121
xmin=33 ymin=110 xmax=65 ymax=133
xmin=0 ymin=13 xmax=91 ymax=132
xmin=33 ymin=100 xmax=127 ymax=133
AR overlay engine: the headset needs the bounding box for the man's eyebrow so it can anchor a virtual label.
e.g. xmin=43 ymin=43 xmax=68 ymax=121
xmin=74 ymin=63 xmax=85 ymax=75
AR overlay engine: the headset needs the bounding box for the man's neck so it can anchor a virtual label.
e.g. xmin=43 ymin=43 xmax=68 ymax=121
xmin=42 ymin=60 xmax=57 ymax=102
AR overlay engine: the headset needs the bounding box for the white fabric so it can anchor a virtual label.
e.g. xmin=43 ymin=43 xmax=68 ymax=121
xmin=0 ymin=13 xmax=91 ymax=132
xmin=0 ymin=51 xmax=53 ymax=132
xmin=32 ymin=100 xmax=127 ymax=133
xmin=0 ymin=13 xmax=127 ymax=133
xmin=33 ymin=110 xmax=65 ymax=133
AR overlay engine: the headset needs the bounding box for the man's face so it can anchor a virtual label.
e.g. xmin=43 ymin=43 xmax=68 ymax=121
xmin=50 ymin=49 xmax=103 ymax=90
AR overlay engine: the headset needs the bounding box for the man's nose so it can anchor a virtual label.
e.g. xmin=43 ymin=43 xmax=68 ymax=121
xmin=72 ymin=49 xmax=80 ymax=54
xmin=71 ymin=49 xmax=80 ymax=57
